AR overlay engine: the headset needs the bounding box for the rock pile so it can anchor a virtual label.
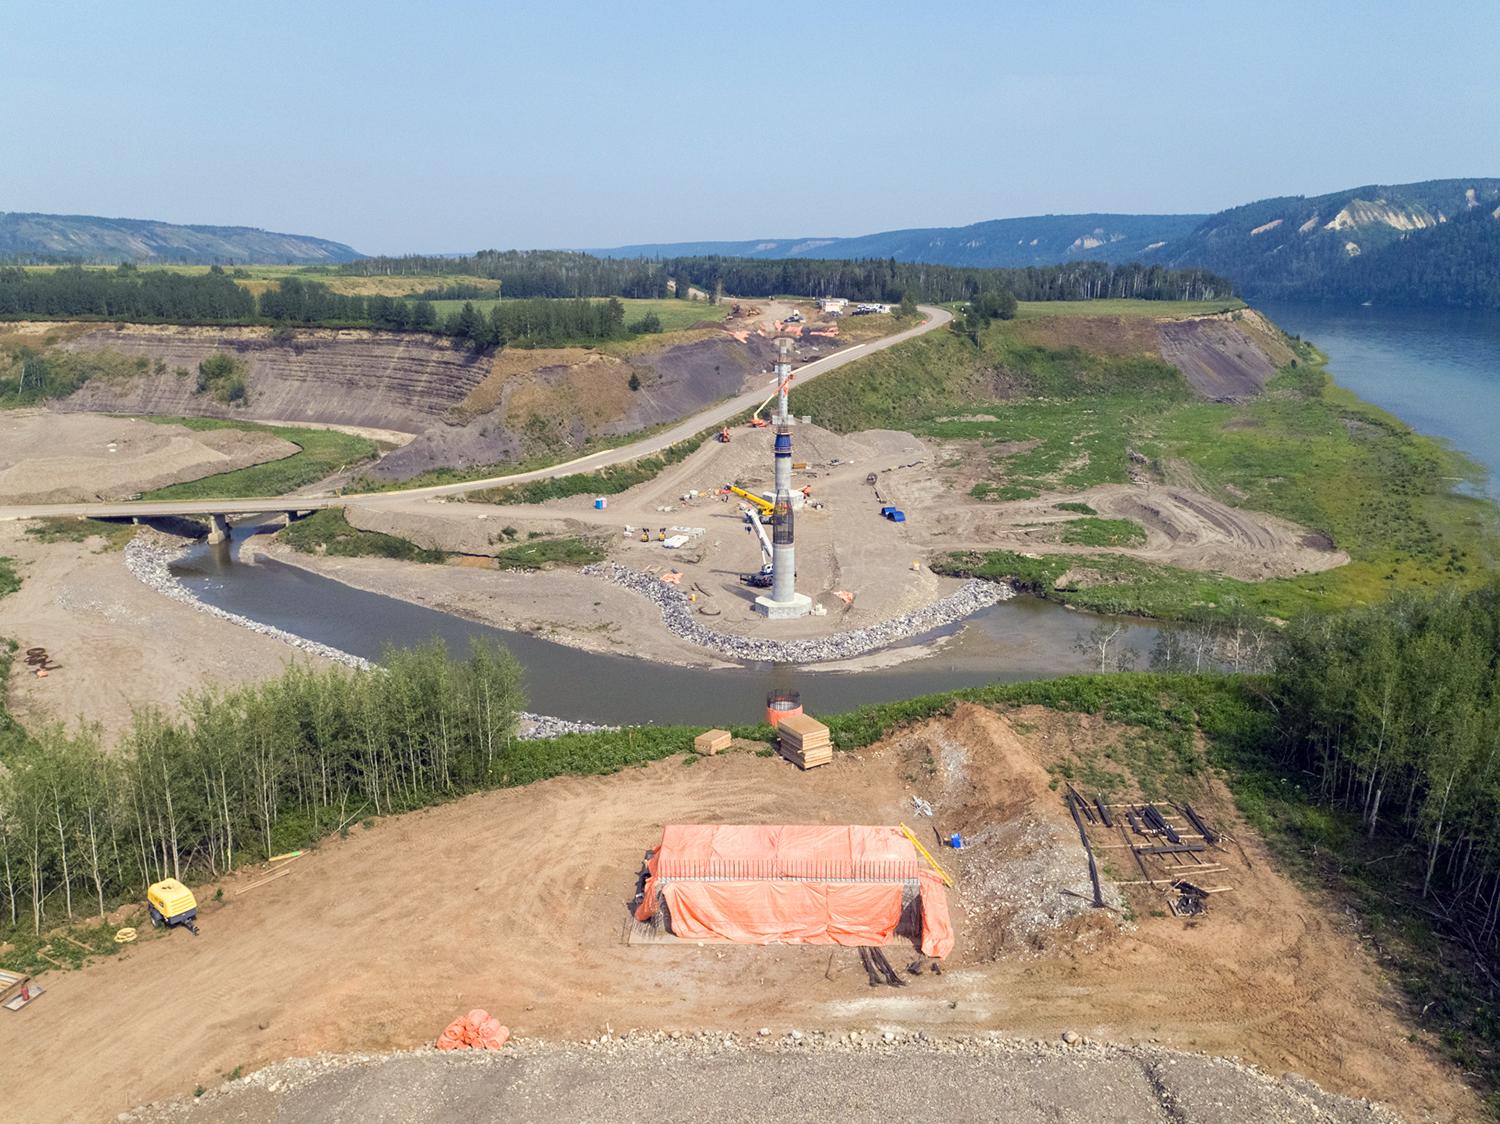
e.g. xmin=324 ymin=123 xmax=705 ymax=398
xmin=582 ymin=562 xmax=1011 ymax=665
xmin=125 ymin=537 xmax=610 ymax=741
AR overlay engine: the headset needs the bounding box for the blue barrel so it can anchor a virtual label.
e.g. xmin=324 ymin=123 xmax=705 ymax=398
xmin=949 ymin=833 xmax=963 ymax=849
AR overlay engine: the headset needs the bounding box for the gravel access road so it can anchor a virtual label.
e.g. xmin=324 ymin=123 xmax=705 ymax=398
xmin=131 ymin=1035 xmax=1400 ymax=1124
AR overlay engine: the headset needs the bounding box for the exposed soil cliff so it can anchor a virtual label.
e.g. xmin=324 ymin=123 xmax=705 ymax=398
xmin=39 ymin=322 xmax=840 ymax=482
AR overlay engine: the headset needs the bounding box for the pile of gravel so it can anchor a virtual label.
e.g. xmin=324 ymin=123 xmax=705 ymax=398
xmin=125 ymin=537 xmax=612 ymax=741
xmin=582 ymin=562 xmax=1011 ymax=665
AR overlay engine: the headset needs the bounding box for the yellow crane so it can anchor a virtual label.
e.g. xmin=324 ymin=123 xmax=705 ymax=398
xmin=722 ymin=484 xmax=773 ymax=515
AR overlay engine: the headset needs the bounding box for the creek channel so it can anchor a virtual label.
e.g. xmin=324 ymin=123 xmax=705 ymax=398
xmin=170 ymin=523 xmax=1161 ymax=726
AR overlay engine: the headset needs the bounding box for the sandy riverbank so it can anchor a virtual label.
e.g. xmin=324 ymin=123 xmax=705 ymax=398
xmin=253 ymin=538 xmax=986 ymax=673
xmin=0 ymin=524 xmax=332 ymax=738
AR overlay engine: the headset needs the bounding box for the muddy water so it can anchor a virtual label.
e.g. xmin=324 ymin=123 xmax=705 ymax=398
xmin=172 ymin=528 xmax=1160 ymax=726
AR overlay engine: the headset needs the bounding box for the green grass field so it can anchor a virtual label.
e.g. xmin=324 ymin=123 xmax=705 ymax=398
xmin=141 ymin=418 xmax=378 ymax=500
xmin=425 ymin=297 xmax=730 ymax=334
xmin=279 ymin=507 xmax=446 ymax=563
xmin=1013 ymin=298 xmax=1244 ymax=319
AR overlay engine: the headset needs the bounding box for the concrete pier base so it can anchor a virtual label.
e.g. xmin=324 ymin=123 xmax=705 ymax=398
xmin=754 ymin=592 xmax=813 ymax=619
xmin=207 ymin=513 xmax=231 ymax=544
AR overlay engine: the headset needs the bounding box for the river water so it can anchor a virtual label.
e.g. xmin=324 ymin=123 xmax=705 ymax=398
xmin=172 ymin=530 xmax=1158 ymax=725
xmin=1260 ymin=302 xmax=1500 ymax=496
xmin=170 ymin=302 xmax=1500 ymax=727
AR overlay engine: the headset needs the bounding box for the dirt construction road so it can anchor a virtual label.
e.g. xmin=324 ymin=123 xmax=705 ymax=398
xmin=0 ymin=706 xmax=1475 ymax=1122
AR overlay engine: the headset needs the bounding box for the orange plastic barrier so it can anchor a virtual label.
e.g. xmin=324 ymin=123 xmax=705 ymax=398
xmin=437 ymin=1009 xmax=511 ymax=1051
xmin=636 ymin=825 xmax=939 ymax=951
xmin=917 ymin=870 xmax=955 ymax=958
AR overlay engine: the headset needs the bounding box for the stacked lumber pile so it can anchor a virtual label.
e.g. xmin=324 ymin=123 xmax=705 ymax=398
xmin=777 ymin=714 xmax=832 ymax=770
xmin=694 ymin=729 xmax=731 ymax=756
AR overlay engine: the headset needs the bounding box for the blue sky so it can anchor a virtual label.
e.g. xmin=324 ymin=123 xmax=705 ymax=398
xmin=3 ymin=1 xmax=1496 ymax=254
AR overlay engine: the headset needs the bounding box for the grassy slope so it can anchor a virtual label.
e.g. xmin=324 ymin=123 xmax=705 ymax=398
xmin=141 ymin=418 xmax=378 ymax=500
xmin=790 ymin=307 xmax=1497 ymax=621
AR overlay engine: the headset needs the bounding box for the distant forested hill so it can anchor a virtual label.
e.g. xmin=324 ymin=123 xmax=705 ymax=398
xmin=1154 ymin=179 xmax=1500 ymax=306
xmin=593 ymin=213 xmax=1207 ymax=269
xmin=0 ymin=212 xmax=363 ymax=265
xmin=597 ymin=179 xmax=1500 ymax=309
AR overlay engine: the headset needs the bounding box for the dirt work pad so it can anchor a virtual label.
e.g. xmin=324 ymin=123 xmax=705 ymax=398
xmin=128 ymin=1038 xmax=1401 ymax=1123
xmin=0 ymin=410 xmax=296 ymax=503
xmin=0 ymin=706 xmax=1476 ymax=1121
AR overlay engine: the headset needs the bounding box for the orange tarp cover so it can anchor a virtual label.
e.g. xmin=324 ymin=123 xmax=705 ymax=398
xmin=635 ymin=825 xmax=928 ymax=949
xmin=917 ymin=870 xmax=955 ymax=958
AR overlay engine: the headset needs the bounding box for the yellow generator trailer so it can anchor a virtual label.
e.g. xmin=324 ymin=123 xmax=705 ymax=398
xmin=147 ymin=879 xmax=200 ymax=936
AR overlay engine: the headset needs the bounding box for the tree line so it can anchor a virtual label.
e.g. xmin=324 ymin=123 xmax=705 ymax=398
xmin=1269 ymin=582 xmax=1500 ymax=942
xmin=0 ymin=257 xmax=1232 ymax=342
xmin=0 ymin=641 xmax=523 ymax=932
xmin=340 ymin=249 xmax=1234 ymax=305
xmin=0 ymin=270 xmax=643 ymax=348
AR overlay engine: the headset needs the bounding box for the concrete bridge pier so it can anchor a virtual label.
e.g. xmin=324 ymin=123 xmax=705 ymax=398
xmin=207 ymin=513 xmax=231 ymax=544
xmin=282 ymin=510 xmax=306 ymax=527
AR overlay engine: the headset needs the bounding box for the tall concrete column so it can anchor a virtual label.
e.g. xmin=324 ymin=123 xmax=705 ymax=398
xmin=207 ymin=513 xmax=231 ymax=544
xmin=755 ymin=424 xmax=812 ymax=619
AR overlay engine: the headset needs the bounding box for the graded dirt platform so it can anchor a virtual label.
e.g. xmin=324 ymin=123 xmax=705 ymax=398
xmin=0 ymin=705 xmax=1475 ymax=1121
xmin=0 ymin=410 xmax=296 ymax=504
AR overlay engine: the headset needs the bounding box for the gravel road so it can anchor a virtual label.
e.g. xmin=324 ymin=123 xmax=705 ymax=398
xmin=128 ymin=1034 xmax=1400 ymax=1124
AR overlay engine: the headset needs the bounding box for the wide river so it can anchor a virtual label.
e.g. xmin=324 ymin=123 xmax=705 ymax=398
xmin=1260 ymin=302 xmax=1500 ymax=496
xmin=175 ymin=301 xmax=1500 ymax=726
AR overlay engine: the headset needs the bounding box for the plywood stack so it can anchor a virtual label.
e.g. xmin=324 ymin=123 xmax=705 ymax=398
xmin=777 ymin=714 xmax=832 ymax=770
xmin=694 ymin=729 xmax=732 ymax=756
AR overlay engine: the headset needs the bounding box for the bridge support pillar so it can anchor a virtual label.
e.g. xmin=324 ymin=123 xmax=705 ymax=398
xmin=207 ymin=513 xmax=231 ymax=545
xmin=283 ymin=510 xmax=303 ymax=527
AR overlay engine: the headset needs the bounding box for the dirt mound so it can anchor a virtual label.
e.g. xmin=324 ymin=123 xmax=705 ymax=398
xmin=892 ymin=704 xmax=1124 ymax=959
xmin=0 ymin=411 xmax=297 ymax=503
xmin=1156 ymin=313 xmax=1294 ymax=399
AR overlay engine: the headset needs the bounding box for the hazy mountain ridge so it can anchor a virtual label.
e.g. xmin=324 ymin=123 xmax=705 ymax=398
xmin=598 ymin=179 xmax=1500 ymax=307
xmin=594 ymin=213 xmax=1206 ymax=268
xmin=0 ymin=212 xmax=363 ymax=264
